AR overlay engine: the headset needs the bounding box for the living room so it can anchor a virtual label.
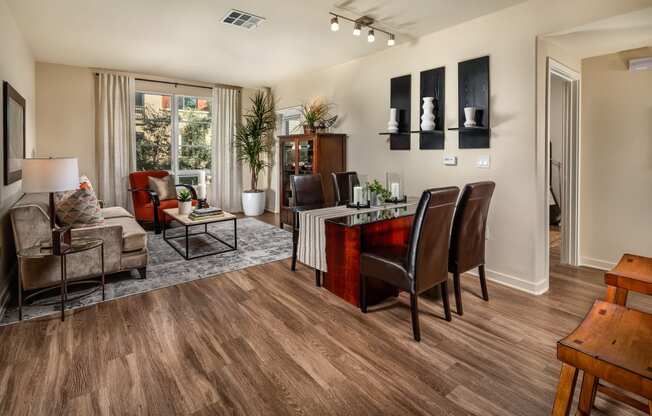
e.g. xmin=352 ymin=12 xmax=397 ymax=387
xmin=1 ymin=0 xmax=652 ymax=414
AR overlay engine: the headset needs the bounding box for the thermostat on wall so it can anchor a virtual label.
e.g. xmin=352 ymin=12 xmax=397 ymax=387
xmin=443 ymin=155 xmax=457 ymax=166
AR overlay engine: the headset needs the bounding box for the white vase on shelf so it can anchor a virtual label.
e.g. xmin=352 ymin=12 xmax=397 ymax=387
xmin=387 ymin=108 xmax=399 ymax=133
xmin=463 ymin=106 xmax=477 ymax=127
xmin=420 ymin=97 xmax=436 ymax=131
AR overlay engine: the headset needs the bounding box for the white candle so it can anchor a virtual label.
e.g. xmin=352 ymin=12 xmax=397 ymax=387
xmin=196 ymin=184 xmax=206 ymax=199
xmin=353 ymin=186 xmax=362 ymax=205
xmin=390 ymin=182 xmax=400 ymax=199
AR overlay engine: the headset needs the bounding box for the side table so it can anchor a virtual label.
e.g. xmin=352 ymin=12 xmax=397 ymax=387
xmin=17 ymin=238 xmax=105 ymax=321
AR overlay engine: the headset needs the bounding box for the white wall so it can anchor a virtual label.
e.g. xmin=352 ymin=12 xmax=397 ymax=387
xmin=0 ymin=0 xmax=36 ymax=310
xmin=36 ymin=63 xmax=95 ymax=181
xmin=580 ymin=48 xmax=652 ymax=269
xmin=272 ymin=0 xmax=649 ymax=294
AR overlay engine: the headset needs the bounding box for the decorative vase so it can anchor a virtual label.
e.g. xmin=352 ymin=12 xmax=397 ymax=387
xmin=178 ymin=200 xmax=192 ymax=215
xmin=303 ymin=124 xmax=315 ymax=134
xmin=387 ymin=108 xmax=399 ymax=133
xmin=464 ymin=107 xmax=477 ymax=127
xmin=242 ymin=190 xmax=266 ymax=216
xmin=420 ymin=97 xmax=436 ymax=131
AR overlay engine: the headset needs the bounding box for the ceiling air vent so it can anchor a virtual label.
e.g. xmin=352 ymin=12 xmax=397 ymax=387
xmin=221 ymin=9 xmax=265 ymax=30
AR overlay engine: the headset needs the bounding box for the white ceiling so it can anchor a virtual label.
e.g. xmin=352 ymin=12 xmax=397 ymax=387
xmin=544 ymin=7 xmax=652 ymax=59
xmin=7 ymin=0 xmax=526 ymax=87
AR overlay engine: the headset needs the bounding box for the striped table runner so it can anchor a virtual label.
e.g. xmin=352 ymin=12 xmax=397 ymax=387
xmin=297 ymin=203 xmax=413 ymax=273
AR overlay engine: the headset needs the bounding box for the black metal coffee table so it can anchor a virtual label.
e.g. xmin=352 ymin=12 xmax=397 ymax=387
xmin=162 ymin=208 xmax=237 ymax=260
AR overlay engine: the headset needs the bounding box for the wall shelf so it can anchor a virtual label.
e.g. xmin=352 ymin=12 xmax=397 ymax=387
xmin=388 ymin=74 xmax=411 ymax=150
xmin=448 ymin=127 xmax=490 ymax=131
xmin=457 ymin=56 xmax=490 ymax=149
xmin=419 ymin=67 xmax=445 ymax=150
xmin=378 ymin=132 xmax=410 ymax=136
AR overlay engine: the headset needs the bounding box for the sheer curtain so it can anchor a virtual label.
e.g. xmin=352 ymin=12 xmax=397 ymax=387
xmin=95 ymin=72 xmax=135 ymax=210
xmin=211 ymin=87 xmax=242 ymax=212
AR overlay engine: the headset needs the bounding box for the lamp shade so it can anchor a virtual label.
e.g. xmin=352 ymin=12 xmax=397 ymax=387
xmin=22 ymin=158 xmax=79 ymax=193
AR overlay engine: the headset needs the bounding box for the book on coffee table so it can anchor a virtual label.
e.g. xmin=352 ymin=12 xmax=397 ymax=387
xmin=188 ymin=207 xmax=224 ymax=221
xmin=192 ymin=207 xmax=223 ymax=216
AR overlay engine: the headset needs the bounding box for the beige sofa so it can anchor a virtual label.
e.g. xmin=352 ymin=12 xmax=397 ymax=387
xmin=10 ymin=193 xmax=148 ymax=292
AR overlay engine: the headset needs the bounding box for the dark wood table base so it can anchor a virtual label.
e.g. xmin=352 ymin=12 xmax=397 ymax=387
xmin=325 ymin=215 xmax=413 ymax=306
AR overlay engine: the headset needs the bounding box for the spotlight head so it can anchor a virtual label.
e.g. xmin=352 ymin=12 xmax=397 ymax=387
xmin=330 ymin=16 xmax=339 ymax=32
xmin=387 ymin=34 xmax=395 ymax=46
xmin=367 ymin=29 xmax=375 ymax=43
xmin=353 ymin=22 xmax=362 ymax=36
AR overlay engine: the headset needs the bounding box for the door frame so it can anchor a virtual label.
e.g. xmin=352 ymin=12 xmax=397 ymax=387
xmin=546 ymin=58 xmax=581 ymax=266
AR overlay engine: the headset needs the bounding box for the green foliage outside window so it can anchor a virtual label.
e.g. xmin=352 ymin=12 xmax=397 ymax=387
xmin=136 ymin=105 xmax=172 ymax=171
xmin=136 ymin=103 xmax=212 ymax=172
xmin=178 ymin=108 xmax=211 ymax=171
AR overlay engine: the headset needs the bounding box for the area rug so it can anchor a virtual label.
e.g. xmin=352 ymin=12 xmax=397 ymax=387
xmin=1 ymin=217 xmax=292 ymax=325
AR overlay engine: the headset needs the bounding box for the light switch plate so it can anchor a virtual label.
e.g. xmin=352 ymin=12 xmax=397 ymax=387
xmin=477 ymin=155 xmax=490 ymax=168
xmin=443 ymin=155 xmax=457 ymax=166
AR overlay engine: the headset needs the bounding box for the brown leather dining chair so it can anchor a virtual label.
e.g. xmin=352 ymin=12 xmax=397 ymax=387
xmin=448 ymin=181 xmax=496 ymax=315
xmin=331 ymin=172 xmax=360 ymax=205
xmin=290 ymin=174 xmax=325 ymax=286
xmin=360 ymin=187 xmax=460 ymax=341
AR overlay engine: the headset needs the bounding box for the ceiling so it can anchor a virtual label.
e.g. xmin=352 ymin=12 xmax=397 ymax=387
xmin=544 ymin=7 xmax=652 ymax=59
xmin=7 ymin=0 xmax=526 ymax=87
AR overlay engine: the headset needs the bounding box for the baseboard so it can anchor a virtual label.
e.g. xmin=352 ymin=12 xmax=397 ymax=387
xmin=580 ymin=256 xmax=617 ymax=271
xmin=466 ymin=267 xmax=549 ymax=295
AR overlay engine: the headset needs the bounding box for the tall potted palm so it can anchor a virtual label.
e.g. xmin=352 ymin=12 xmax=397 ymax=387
xmin=235 ymin=90 xmax=276 ymax=216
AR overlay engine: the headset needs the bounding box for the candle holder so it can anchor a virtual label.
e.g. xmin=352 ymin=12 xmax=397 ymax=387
xmin=386 ymin=171 xmax=405 ymax=202
xmin=197 ymin=198 xmax=209 ymax=209
xmin=347 ymin=201 xmax=371 ymax=209
xmin=384 ymin=196 xmax=407 ymax=204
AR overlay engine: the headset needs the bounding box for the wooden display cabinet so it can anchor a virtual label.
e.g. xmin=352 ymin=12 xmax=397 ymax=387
xmin=278 ymin=133 xmax=347 ymax=228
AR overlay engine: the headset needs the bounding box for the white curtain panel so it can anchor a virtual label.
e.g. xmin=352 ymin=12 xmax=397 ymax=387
xmin=95 ymin=72 xmax=136 ymax=210
xmin=211 ymin=87 xmax=242 ymax=212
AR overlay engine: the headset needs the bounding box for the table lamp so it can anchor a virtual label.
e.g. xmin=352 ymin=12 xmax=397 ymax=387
xmin=22 ymin=157 xmax=79 ymax=231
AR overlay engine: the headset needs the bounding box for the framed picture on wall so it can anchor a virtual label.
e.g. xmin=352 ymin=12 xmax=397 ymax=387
xmin=3 ymin=81 xmax=26 ymax=185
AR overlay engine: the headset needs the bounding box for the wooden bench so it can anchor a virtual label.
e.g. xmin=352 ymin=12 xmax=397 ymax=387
xmin=552 ymin=300 xmax=652 ymax=415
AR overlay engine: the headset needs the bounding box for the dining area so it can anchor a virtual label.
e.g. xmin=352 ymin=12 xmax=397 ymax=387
xmin=288 ymin=171 xmax=495 ymax=342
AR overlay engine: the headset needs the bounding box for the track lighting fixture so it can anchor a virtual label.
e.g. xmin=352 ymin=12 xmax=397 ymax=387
xmin=330 ymin=16 xmax=339 ymax=32
xmin=328 ymin=12 xmax=395 ymax=47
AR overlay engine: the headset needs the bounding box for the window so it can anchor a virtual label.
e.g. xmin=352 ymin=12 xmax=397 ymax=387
xmin=276 ymin=106 xmax=302 ymax=135
xmin=135 ymin=92 xmax=213 ymax=187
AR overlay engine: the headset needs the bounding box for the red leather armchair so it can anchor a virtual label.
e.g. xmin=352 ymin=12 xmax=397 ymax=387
xmin=129 ymin=170 xmax=197 ymax=234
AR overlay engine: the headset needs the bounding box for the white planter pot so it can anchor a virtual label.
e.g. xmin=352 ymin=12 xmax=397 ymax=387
xmin=242 ymin=191 xmax=266 ymax=216
xmin=421 ymin=97 xmax=436 ymax=131
xmin=178 ymin=200 xmax=193 ymax=215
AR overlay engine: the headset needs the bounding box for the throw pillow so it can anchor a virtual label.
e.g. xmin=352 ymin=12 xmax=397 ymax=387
xmin=148 ymin=175 xmax=177 ymax=200
xmin=54 ymin=186 xmax=104 ymax=228
xmin=79 ymin=174 xmax=93 ymax=191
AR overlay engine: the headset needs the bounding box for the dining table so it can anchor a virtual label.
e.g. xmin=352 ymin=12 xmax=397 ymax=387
xmin=296 ymin=199 xmax=419 ymax=307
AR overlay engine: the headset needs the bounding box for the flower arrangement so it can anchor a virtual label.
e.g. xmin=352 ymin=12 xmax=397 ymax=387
xmin=368 ymin=180 xmax=391 ymax=201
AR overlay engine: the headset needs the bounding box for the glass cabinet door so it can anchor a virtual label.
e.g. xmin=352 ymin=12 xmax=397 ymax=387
xmin=282 ymin=140 xmax=296 ymax=207
xmin=298 ymin=140 xmax=314 ymax=174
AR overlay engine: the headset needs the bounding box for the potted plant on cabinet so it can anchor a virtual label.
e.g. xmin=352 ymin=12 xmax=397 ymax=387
xmin=235 ymin=90 xmax=276 ymax=216
xmin=299 ymin=98 xmax=333 ymax=134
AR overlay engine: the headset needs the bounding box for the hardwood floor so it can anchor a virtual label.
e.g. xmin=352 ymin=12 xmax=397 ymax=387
xmin=0 ymin=213 xmax=649 ymax=415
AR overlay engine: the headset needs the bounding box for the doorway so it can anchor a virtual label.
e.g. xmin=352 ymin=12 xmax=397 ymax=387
xmin=546 ymin=59 xmax=580 ymax=266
